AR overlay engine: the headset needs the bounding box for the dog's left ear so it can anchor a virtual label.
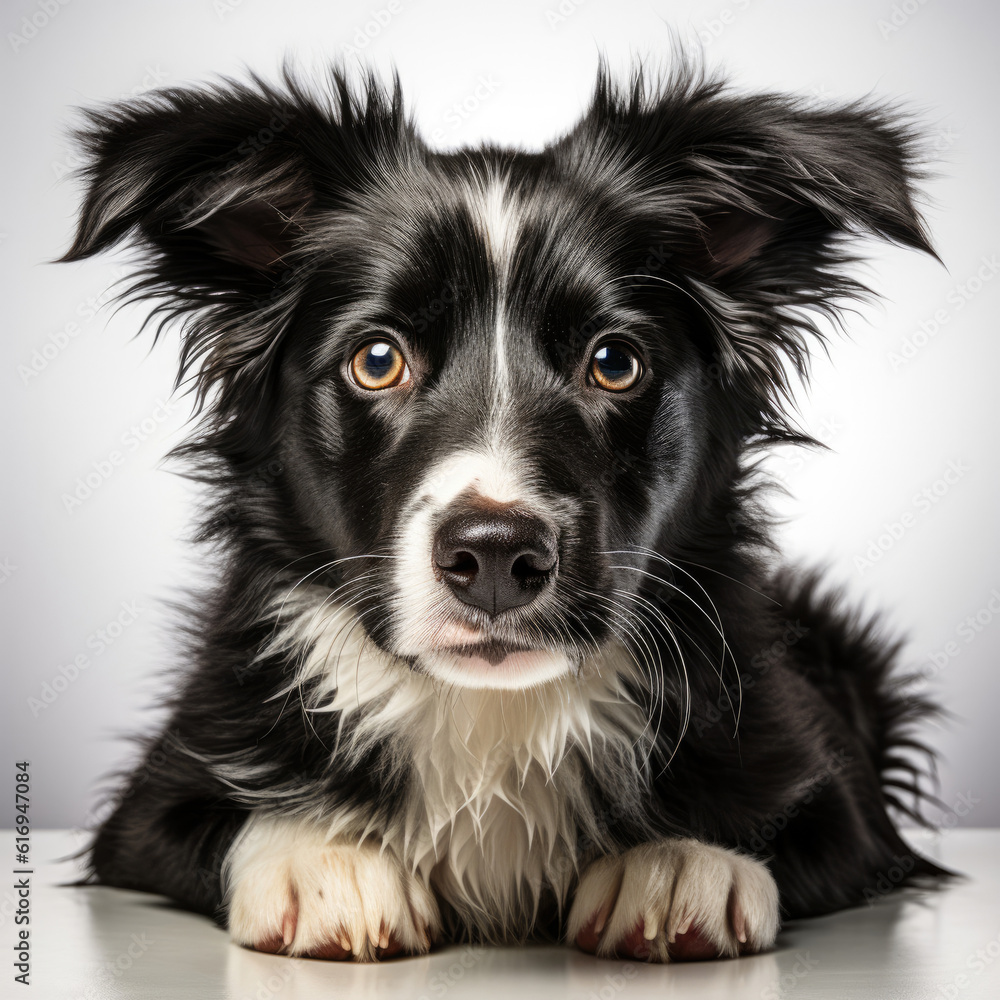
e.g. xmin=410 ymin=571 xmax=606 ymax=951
xmin=572 ymin=66 xmax=937 ymax=436
xmin=658 ymin=104 xmax=936 ymax=283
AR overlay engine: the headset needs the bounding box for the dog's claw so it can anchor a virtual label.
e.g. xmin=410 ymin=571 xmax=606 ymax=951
xmin=281 ymin=912 xmax=296 ymax=948
xmin=567 ymin=839 xmax=779 ymax=963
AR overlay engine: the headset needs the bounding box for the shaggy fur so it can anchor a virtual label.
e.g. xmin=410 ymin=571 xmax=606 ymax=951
xmin=61 ymin=55 xmax=949 ymax=961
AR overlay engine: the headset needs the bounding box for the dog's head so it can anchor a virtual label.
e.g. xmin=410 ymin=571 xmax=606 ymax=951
xmin=62 ymin=63 xmax=933 ymax=690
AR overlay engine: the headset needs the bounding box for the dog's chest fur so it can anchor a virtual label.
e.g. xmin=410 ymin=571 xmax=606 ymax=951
xmin=276 ymin=598 xmax=651 ymax=940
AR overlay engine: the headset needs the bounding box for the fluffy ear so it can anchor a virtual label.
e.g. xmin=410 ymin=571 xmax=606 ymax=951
xmin=59 ymin=70 xmax=406 ymax=413
xmin=576 ymin=63 xmax=937 ymax=439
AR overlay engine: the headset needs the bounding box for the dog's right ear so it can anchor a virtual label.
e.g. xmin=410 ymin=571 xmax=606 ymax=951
xmin=58 ymin=70 xmax=406 ymax=408
xmin=59 ymin=90 xmax=309 ymax=274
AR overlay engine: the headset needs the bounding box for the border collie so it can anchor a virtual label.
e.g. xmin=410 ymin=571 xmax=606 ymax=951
xmin=61 ymin=56 xmax=948 ymax=963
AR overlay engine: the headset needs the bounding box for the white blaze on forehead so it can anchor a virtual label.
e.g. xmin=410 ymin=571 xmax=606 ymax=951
xmin=474 ymin=174 xmax=520 ymax=277
xmin=466 ymin=174 xmax=522 ymax=393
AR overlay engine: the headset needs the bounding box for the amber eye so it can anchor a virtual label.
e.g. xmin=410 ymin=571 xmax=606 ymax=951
xmin=350 ymin=341 xmax=410 ymax=390
xmin=590 ymin=342 xmax=643 ymax=392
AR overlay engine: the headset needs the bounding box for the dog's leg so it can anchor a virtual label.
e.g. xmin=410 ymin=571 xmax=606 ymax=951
xmin=223 ymin=813 xmax=441 ymax=961
xmin=566 ymin=838 xmax=779 ymax=962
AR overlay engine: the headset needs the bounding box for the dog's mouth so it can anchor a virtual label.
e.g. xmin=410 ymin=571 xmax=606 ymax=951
xmin=406 ymin=637 xmax=578 ymax=690
xmin=442 ymin=640 xmax=536 ymax=666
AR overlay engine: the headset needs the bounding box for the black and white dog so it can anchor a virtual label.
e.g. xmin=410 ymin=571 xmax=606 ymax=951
xmin=62 ymin=57 xmax=948 ymax=962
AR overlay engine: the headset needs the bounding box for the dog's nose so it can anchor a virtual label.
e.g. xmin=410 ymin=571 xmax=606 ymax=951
xmin=432 ymin=505 xmax=558 ymax=616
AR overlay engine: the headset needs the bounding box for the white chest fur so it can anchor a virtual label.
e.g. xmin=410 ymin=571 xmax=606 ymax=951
xmin=261 ymin=598 xmax=651 ymax=941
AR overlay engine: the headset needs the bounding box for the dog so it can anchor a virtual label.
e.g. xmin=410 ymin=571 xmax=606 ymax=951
xmin=60 ymin=56 xmax=949 ymax=963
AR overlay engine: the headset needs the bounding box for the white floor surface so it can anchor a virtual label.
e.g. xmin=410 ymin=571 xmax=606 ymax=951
xmin=4 ymin=828 xmax=1000 ymax=999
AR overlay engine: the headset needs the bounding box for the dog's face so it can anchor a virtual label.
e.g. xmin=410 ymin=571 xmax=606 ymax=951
xmin=62 ymin=66 xmax=933 ymax=690
xmin=278 ymin=156 xmax=711 ymax=688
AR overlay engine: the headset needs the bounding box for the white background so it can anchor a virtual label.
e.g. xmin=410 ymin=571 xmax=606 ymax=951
xmin=1 ymin=0 xmax=997 ymax=829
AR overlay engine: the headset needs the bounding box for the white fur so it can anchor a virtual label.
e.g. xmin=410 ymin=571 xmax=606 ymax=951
xmin=389 ymin=446 xmax=572 ymax=690
xmin=471 ymin=175 xmax=520 ymax=392
xmin=566 ymin=838 xmax=780 ymax=962
xmin=222 ymin=595 xmax=654 ymax=943
xmin=474 ymin=175 xmax=520 ymax=271
xmin=224 ymin=814 xmax=441 ymax=960
xmin=465 ymin=173 xmax=530 ymax=484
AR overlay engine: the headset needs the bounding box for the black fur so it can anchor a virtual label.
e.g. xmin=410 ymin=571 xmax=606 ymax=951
xmin=61 ymin=56 xmax=950 ymax=946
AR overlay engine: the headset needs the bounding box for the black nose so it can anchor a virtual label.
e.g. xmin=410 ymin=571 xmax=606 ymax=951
xmin=433 ymin=504 xmax=558 ymax=616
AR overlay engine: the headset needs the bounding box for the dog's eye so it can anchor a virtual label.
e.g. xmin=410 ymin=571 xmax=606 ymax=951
xmin=590 ymin=342 xmax=643 ymax=392
xmin=350 ymin=341 xmax=410 ymax=390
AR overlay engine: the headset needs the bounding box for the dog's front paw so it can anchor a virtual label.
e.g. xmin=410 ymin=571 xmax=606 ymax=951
xmin=224 ymin=816 xmax=441 ymax=961
xmin=566 ymin=838 xmax=779 ymax=962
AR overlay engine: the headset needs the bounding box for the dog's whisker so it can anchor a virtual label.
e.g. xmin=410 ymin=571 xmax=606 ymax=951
xmin=266 ymin=553 xmax=396 ymax=651
xmin=665 ymin=553 xmax=781 ymax=606
xmin=602 ymin=550 xmax=743 ymax=736
xmin=567 ymin=583 xmax=676 ymax=769
xmin=607 ymin=590 xmax=689 ymax=769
